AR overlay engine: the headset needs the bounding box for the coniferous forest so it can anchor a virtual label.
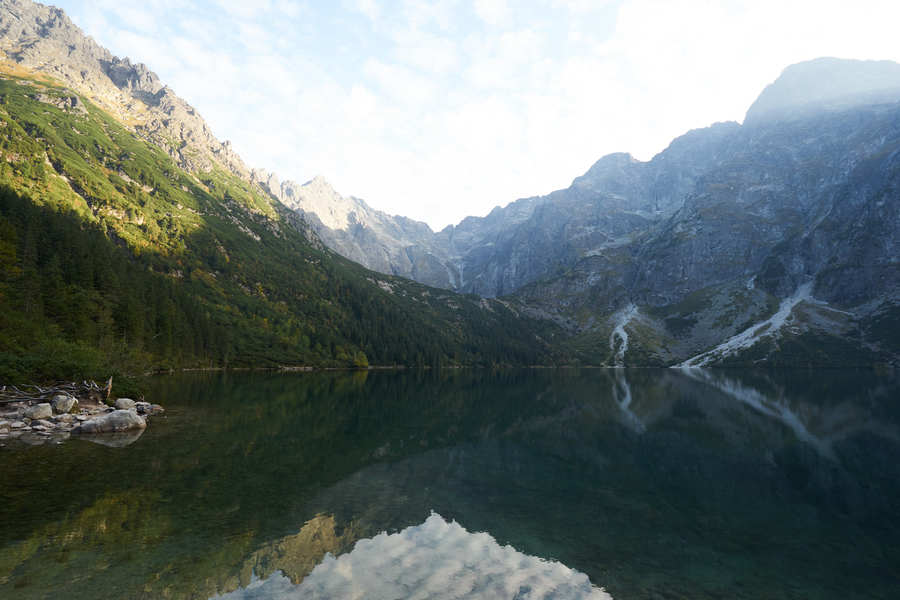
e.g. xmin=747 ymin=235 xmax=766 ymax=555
xmin=0 ymin=76 xmax=567 ymax=382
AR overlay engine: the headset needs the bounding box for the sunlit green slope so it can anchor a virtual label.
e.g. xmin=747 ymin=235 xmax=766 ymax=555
xmin=0 ymin=73 xmax=568 ymax=381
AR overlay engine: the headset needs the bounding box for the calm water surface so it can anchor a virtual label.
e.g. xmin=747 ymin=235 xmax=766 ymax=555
xmin=1 ymin=369 xmax=898 ymax=599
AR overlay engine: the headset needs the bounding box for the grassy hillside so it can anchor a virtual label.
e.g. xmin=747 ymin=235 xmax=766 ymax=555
xmin=0 ymin=71 xmax=569 ymax=382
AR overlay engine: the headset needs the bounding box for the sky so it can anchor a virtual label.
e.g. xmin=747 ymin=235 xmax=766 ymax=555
xmin=53 ymin=0 xmax=900 ymax=230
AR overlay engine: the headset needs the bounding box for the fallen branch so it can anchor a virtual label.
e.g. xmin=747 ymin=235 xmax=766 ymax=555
xmin=0 ymin=379 xmax=113 ymax=404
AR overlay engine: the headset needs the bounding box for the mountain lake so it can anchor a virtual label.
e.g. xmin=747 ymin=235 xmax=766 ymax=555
xmin=1 ymin=368 xmax=898 ymax=599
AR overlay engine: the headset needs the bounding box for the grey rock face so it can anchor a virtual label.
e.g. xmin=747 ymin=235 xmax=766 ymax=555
xmin=625 ymin=96 xmax=900 ymax=310
xmin=36 ymin=92 xmax=87 ymax=114
xmin=24 ymin=403 xmax=52 ymax=420
xmin=510 ymin=59 xmax=900 ymax=365
xmin=264 ymin=119 xmax=741 ymax=297
xmin=437 ymin=123 xmax=739 ymax=297
xmin=745 ymin=57 xmax=900 ymax=125
xmin=252 ymin=172 xmax=461 ymax=289
xmin=0 ymin=0 xmax=249 ymax=178
xmin=73 ymin=409 xmax=146 ymax=434
xmin=274 ymin=59 xmax=900 ymax=320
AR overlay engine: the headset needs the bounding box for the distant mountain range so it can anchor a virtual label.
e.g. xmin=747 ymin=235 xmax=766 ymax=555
xmin=0 ymin=0 xmax=897 ymax=372
xmin=280 ymin=57 xmax=900 ymax=367
xmin=276 ymin=57 xmax=900 ymax=367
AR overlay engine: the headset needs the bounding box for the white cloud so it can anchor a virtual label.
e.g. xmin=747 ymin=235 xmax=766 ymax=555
xmin=363 ymin=58 xmax=437 ymax=107
xmin=213 ymin=0 xmax=272 ymax=20
xmin=354 ymin=0 xmax=380 ymax=22
xmin=550 ymin=0 xmax=616 ymax=12
xmin=53 ymin=0 xmax=900 ymax=230
xmin=473 ymin=0 xmax=509 ymax=26
xmin=390 ymin=29 xmax=460 ymax=73
xmin=400 ymin=0 xmax=460 ymax=31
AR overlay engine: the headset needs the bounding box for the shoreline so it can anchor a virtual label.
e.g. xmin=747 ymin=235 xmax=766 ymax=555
xmin=0 ymin=385 xmax=164 ymax=447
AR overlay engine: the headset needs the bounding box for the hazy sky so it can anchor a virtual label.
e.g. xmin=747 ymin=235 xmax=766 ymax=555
xmin=54 ymin=0 xmax=900 ymax=230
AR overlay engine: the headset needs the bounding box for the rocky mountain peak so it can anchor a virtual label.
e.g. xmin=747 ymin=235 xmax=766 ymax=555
xmin=572 ymin=152 xmax=638 ymax=192
xmin=304 ymin=175 xmax=337 ymax=194
xmin=252 ymin=171 xmax=357 ymax=231
xmin=292 ymin=176 xmax=357 ymax=230
xmin=745 ymin=57 xmax=900 ymax=124
xmin=0 ymin=0 xmax=249 ymax=178
xmin=105 ymin=56 xmax=163 ymax=97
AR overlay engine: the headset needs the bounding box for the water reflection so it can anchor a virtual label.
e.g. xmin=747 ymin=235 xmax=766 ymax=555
xmin=1 ymin=368 xmax=898 ymax=599
xmin=76 ymin=429 xmax=146 ymax=448
xmin=611 ymin=370 xmax=644 ymax=433
xmin=682 ymin=367 xmax=900 ymax=462
xmin=215 ymin=514 xmax=610 ymax=599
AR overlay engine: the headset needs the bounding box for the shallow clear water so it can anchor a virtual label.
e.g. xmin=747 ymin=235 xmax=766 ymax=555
xmin=1 ymin=368 xmax=899 ymax=599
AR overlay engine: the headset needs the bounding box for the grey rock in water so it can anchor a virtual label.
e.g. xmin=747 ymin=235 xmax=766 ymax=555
xmin=51 ymin=394 xmax=78 ymax=414
xmin=114 ymin=398 xmax=136 ymax=411
xmin=73 ymin=409 xmax=146 ymax=434
xmin=24 ymin=403 xmax=52 ymax=420
xmin=133 ymin=401 xmax=164 ymax=416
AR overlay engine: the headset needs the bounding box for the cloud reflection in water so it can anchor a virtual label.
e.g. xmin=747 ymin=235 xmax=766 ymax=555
xmin=213 ymin=513 xmax=611 ymax=599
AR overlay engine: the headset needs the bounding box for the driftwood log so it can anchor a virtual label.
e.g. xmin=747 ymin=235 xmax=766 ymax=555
xmin=0 ymin=378 xmax=113 ymax=405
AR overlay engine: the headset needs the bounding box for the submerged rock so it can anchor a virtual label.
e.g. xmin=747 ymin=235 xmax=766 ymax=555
xmin=73 ymin=409 xmax=146 ymax=434
xmin=134 ymin=401 xmax=164 ymax=416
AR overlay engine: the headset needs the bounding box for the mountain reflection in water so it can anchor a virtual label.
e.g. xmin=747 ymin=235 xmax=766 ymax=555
xmin=1 ymin=368 xmax=898 ymax=599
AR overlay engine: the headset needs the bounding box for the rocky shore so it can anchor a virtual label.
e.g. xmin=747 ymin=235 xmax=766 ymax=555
xmin=0 ymin=392 xmax=163 ymax=447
